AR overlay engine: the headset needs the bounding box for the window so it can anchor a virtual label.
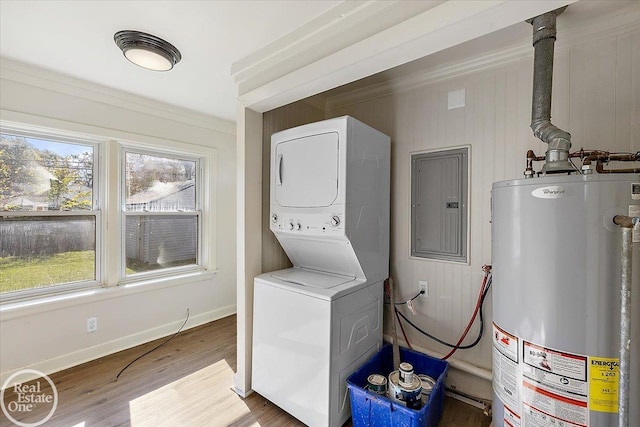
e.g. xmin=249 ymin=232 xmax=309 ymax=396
xmin=0 ymin=130 xmax=99 ymax=299
xmin=122 ymin=149 xmax=201 ymax=279
xmin=411 ymin=147 xmax=468 ymax=262
xmin=1 ymin=122 xmax=212 ymax=303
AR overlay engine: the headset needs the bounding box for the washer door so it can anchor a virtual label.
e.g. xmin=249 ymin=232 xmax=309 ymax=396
xmin=274 ymin=132 xmax=339 ymax=208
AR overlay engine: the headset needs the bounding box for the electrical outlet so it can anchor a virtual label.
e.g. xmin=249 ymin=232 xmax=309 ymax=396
xmin=419 ymin=281 xmax=428 ymax=298
xmin=87 ymin=316 xmax=98 ymax=333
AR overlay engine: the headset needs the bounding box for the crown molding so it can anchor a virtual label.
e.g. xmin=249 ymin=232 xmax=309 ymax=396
xmin=0 ymin=58 xmax=236 ymax=136
xmin=325 ymin=2 xmax=640 ymax=111
xmin=231 ymin=1 xmax=441 ymax=90
xmin=233 ymin=0 xmax=578 ymax=113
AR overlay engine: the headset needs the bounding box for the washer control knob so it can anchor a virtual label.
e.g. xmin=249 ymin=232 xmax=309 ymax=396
xmin=288 ymin=222 xmax=295 ymax=231
xmin=271 ymin=213 xmax=278 ymax=224
xmin=296 ymin=223 xmax=302 ymax=231
xmin=330 ymin=215 xmax=340 ymax=226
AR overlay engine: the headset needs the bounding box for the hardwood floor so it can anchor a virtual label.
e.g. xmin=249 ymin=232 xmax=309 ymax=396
xmin=1 ymin=315 xmax=491 ymax=426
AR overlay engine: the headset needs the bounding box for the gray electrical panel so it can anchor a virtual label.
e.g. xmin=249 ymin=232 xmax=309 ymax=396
xmin=411 ymin=147 xmax=468 ymax=262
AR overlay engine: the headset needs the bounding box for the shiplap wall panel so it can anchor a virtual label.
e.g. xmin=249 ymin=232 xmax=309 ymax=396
xmin=261 ymin=24 xmax=638 ymax=395
xmin=634 ymin=32 xmax=640 ymax=149
xmin=615 ymin=33 xmax=633 ymax=151
xmin=323 ymin=29 xmax=639 ymax=375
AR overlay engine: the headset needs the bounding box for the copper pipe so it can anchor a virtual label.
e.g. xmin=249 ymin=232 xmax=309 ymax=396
xmin=597 ymin=163 xmax=640 ymax=174
xmin=524 ymin=150 xmax=545 ymax=177
xmin=579 ymin=153 xmax=639 ymax=173
xmin=523 ymin=150 xmax=639 ymax=175
xmin=613 ymin=215 xmax=638 ymax=228
xmin=586 ymin=153 xmax=634 ymax=164
xmin=582 ymin=153 xmax=611 ymax=165
xmin=527 ymin=150 xmax=545 ymax=162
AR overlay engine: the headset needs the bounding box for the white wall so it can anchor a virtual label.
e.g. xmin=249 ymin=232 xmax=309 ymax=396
xmin=262 ymin=9 xmax=639 ymax=399
xmin=0 ymin=59 xmax=237 ymax=384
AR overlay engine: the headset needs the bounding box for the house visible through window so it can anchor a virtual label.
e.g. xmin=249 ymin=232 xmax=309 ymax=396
xmin=123 ymin=150 xmax=201 ymax=278
xmin=1 ymin=124 xmax=212 ymax=303
xmin=0 ymin=131 xmax=98 ymax=297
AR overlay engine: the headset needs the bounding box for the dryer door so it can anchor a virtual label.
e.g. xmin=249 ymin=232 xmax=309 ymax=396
xmin=274 ymin=132 xmax=339 ymax=208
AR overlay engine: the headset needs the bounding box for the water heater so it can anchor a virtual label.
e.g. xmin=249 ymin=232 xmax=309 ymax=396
xmin=491 ymin=174 xmax=639 ymax=427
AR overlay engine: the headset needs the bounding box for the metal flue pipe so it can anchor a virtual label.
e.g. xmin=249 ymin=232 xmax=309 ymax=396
xmin=613 ymin=215 xmax=638 ymax=427
xmin=529 ymin=8 xmax=574 ymax=174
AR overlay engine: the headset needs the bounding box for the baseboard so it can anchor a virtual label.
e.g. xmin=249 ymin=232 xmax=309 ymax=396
xmin=445 ymin=389 xmax=489 ymax=411
xmin=231 ymin=385 xmax=254 ymax=399
xmin=1 ymin=305 xmax=236 ymax=388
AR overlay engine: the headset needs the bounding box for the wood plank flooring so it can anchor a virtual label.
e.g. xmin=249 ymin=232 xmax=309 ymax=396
xmin=1 ymin=315 xmax=491 ymax=426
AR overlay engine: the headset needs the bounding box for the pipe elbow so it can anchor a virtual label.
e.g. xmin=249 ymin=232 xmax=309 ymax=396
xmin=530 ymin=120 xmax=572 ymax=149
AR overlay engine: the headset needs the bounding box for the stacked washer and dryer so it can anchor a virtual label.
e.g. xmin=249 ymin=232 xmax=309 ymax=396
xmin=251 ymin=116 xmax=390 ymax=427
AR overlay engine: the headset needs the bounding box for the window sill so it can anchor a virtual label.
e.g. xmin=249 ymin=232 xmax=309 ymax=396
xmin=0 ymin=270 xmax=217 ymax=321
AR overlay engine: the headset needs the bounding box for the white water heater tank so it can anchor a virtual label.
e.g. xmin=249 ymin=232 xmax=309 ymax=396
xmin=491 ymin=173 xmax=640 ymax=427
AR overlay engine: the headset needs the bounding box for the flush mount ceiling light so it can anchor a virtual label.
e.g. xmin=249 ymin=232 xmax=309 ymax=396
xmin=114 ymin=30 xmax=181 ymax=71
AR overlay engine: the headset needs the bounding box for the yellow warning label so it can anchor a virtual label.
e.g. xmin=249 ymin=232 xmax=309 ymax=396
xmin=589 ymin=356 xmax=619 ymax=412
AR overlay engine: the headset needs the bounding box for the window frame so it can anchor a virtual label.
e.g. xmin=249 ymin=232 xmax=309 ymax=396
xmin=1 ymin=120 xmax=216 ymax=305
xmin=119 ymin=144 xmax=205 ymax=283
xmin=0 ymin=123 xmax=103 ymax=302
xmin=410 ymin=146 xmax=469 ymax=264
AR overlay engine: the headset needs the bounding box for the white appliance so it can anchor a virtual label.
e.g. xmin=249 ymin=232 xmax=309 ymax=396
xmin=252 ymin=116 xmax=390 ymax=427
xmin=491 ymin=174 xmax=639 ymax=427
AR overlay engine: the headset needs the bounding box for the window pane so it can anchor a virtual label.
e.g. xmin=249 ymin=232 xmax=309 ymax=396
xmin=125 ymin=152 xmax=196 ymax=212
xmin=0 ymin=216 xmax=96 ymax=294
xmin=0 ymin=133 xmax=94 ymax=212
xmin=125 ymin=215 xmax=197 ymax=274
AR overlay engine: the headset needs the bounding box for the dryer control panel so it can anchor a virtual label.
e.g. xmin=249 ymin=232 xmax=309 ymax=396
xmin=270 ymin=210 xmax=345 ymax=236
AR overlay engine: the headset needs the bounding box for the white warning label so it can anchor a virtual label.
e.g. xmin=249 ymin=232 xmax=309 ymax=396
xmin=523 ymin=341 xmax=587 ymax=382
xmin=494 ymin=323 xmax=518 ymax=362
xmin=521 ymin=341 xmax=589 ymax=427
xmin=505 ymin=404 xmax=522 ymax=427
xmin=522 ymin=381 xmax=588 ymax=427
xmin=493 ymin=324 xmax=520 ymax=412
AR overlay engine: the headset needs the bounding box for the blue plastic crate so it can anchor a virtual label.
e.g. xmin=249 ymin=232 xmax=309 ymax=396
xmin=347 ymin=344 xmax=448 ymax=427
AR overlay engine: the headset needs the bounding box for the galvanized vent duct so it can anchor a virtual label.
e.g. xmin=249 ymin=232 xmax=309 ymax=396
xmin=528 ymin=7 xmax=574 ymax=174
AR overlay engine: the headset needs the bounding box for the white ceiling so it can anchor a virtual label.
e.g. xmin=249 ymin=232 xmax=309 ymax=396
xmin=1 ymin=1 xmax=635 ymax=124
xmin=0 ymin=0 xmax=341 ymax=121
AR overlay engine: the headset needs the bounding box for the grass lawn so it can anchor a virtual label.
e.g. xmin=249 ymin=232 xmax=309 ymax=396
xmin=0 ymin=251 xmax=95 ymax=294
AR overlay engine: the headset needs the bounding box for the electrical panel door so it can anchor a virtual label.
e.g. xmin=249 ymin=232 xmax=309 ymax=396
xmin=411 ymin=148 xmax=468 ymax=262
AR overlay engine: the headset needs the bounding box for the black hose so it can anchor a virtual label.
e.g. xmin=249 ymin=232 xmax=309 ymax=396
xmin=396 ymin=276 xmax=492 ymax=350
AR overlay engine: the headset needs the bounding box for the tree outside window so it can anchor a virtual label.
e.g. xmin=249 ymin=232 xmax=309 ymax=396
xmin=0 ymin=132 xmax=97 ymax=297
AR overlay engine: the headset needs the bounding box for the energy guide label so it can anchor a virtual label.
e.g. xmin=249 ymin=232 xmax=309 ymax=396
xmin=588 ymin=357 xmax=619 ymax=413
